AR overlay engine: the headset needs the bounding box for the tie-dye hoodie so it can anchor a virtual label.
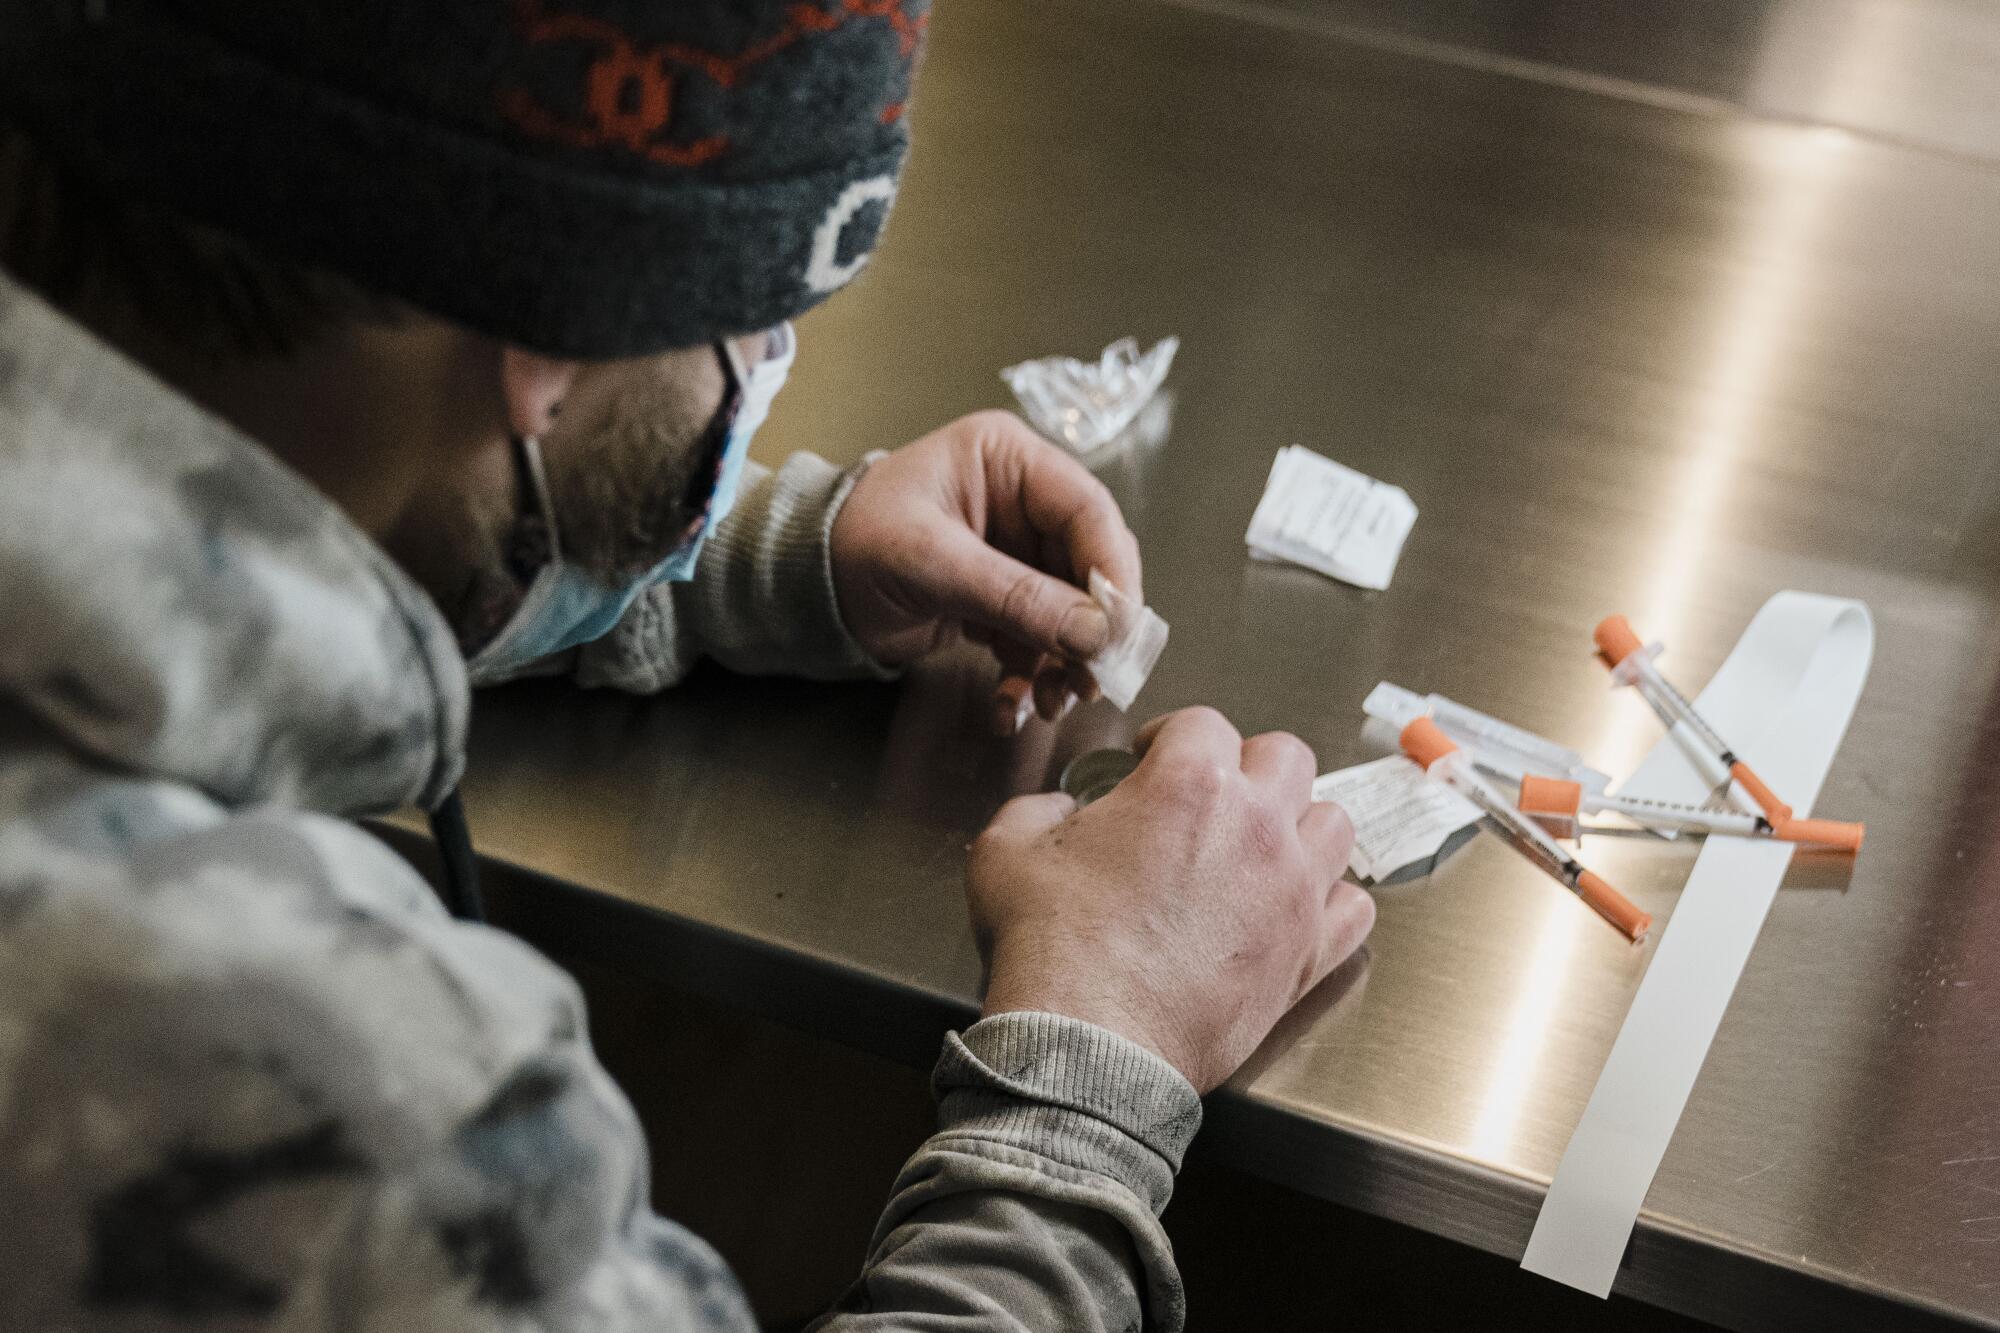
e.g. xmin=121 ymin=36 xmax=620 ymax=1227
xmin=0 ymin=274 xmax=1201 ymax=1332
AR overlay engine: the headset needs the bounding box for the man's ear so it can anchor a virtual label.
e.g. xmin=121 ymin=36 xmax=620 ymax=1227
xmin=499 ymin=346 xmax=583 ymax=439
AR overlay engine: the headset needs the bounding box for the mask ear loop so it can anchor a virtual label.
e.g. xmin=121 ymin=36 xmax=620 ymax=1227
xmin=720 ymin=335 xmax=751 ymax=395
xmin=433 ymin=432 xmax=565 ymax=924
xmin=440 ymin=353 xmax=747 ymax=919
xmin=672 ymin=339 xmax=747 ymax=530
xmin=511 ymin=432 xmax=563 ymax=566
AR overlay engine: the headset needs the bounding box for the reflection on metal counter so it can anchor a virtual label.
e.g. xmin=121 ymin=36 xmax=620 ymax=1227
xmin=411 ymin=0 xmax=2000 ymax=1326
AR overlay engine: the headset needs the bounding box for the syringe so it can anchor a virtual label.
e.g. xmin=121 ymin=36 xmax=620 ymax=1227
xmin=1593 ymin=615 xmax=1795 ymax=825
xmin=1402 ymin=718 xmax=1651 ymax=943
xmin=1515 ymin=775 xmax=1864 ymax=852
xmin=1363 ymin=682 xmax=1612 ymax=793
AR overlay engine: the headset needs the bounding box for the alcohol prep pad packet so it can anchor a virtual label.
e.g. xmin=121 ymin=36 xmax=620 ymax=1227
xmin=1246 ymin=446 xmax=1417 ymax=590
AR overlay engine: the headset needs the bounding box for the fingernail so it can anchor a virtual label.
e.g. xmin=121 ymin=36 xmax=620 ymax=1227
xmin=1058 ymin=690 xmax=1079 ymax=719
xmin=1033 ymin=669 xmax=1067 ymax=720
xmin=1060 ymin=604 xmax=1111 ymax=658
xmin=992 ymin=678 xmax=1034 ymax=737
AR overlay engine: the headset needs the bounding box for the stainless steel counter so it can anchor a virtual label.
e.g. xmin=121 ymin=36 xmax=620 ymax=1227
xmin=398 ymin=1 xmax=2000 ymax=1326
xmin=1169 ymin=0 xmax=2000 ymax=164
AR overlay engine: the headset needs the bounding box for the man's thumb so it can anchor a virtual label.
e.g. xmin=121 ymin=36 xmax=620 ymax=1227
xmin=929 ymin=526 xmax=1111 ymax=660
xmin=979 ymin=792 xmax=1078 ymax=845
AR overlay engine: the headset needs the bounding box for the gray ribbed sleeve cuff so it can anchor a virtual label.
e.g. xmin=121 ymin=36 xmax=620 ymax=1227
xmin=698 ymin=449 xmax=898 ymax=682
xmin=576 ymin=452 xmax=900 ymax=692
xmin=933 ymin=1012 xmax=1203 ymax=1216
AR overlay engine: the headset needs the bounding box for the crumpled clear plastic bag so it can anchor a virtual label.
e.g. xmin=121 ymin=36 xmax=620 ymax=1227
xmin=1001 ymin=336 xmax=1179 ymax=454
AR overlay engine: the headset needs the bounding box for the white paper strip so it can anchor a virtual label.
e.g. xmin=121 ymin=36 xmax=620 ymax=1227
xmin=1520 ymin=592 xmax=1873 ymax=1296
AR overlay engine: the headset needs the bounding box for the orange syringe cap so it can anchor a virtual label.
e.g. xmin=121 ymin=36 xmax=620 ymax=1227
xmin=1727 ymin=760 xmax=1794 ymax=824
xmin=1594 ymin=614 xmax=1645 ymax=667
xmin=1518 ymin=775 xmax=1585 ymax=818
xmin=1578 ymin=870 xmax=1652 ymax=943
xmin=1774 ymin=816 xmax=1865 ymax=854
xmin=1400 ymin=717 xmax=1459 ymax=770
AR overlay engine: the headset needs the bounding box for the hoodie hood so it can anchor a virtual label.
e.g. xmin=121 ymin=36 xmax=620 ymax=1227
xmin=0 ymin=274 xmax=468 ymax=814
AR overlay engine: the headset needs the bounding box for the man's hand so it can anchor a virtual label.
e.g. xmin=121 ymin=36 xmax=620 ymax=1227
xmin=830 ymin=411 xmax=1141 ymax=725
xmin=967 ymin=708 xmax=1374 ymax=1093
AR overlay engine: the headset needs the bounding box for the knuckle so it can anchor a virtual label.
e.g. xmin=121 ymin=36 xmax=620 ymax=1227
xmin=1270 ymin=731 xmax=1316 ymax=769
xmin=1179 ymin=705 xmax=1232 ymax=734
xmin=1077 ymin=474 xmax=1120 ymax=520
xmin=1159 ymin=753 xmax=1229 ymax=809
xmin=1242 ymin=799 xmax=1292 ymax=862
xmin=962 ymin=408 xmax=1026 ymax=442
xmin=998 ymin=571 xmax=1053 ymax=632
xmin=1251 ymin=731 xmax=1317 ymax=786
xmin=1052 ymin=597 xmax=1094 ymax=643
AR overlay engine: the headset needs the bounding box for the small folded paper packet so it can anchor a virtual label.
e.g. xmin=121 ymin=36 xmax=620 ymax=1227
xmin=1246 ymin=446 xmax=1417 ymax=591
xmin=1085 ymin=569 xmax=1169 ymax=711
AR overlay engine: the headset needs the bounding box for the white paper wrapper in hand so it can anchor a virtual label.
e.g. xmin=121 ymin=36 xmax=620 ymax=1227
xmin=1312 ymin=755 xmax=1481 ymax=882
xmin=1246 ymin=446 xmax=1417 ymax=591
xmin=1002 ymin=337 xmax=1179 ymax=454
xmin=1085 ymin=570 xmax=1169 ymax=711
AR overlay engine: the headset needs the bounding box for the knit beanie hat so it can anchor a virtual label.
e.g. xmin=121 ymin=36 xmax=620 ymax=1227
xmin=0 ymin=0 xmax=930 ymax=357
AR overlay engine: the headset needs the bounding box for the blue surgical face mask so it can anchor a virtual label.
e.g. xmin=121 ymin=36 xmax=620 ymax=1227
xmin=467 ymin=323 xmax=796 ymax=684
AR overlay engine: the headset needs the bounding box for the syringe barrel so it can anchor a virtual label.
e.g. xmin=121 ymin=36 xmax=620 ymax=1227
xmin=1435 ymin=754 xmax=1577 ymax=883
xmin=1429 ymin=694 xmax=1587 ymax=778
xmin=1443 ymin=754 xmax=1652 ymax=940
xmin=1407 ymin=719 xmax=1651 ymax=942
xmin=1623 ymin=655 xmax=1710 ymax=747
xmin=1599 ymin=791 xmax=1762 ymax=837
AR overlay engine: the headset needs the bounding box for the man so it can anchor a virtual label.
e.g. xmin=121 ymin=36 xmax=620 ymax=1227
xmin=0 ymin=1 xmax=1374 ymax=1329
